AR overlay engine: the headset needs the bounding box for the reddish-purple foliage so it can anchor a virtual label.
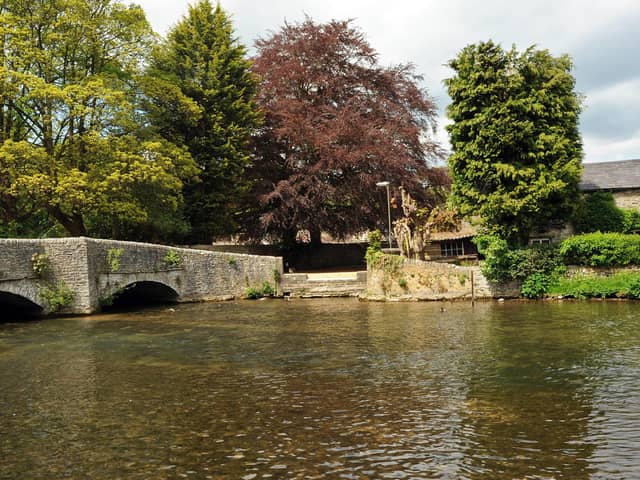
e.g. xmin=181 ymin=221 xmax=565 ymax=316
xmin=249 ymin=18 xmax=443 ymax=243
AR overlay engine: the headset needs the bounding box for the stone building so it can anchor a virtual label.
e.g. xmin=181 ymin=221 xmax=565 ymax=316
xmin=426 ymin=159 xmax=640 ymax=250
xmin=580 ymin=158 xmax=640 ymax=210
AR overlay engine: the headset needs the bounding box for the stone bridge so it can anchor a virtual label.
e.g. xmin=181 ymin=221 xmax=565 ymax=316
xmin=0 ymin=238 xmax=283 ymax=316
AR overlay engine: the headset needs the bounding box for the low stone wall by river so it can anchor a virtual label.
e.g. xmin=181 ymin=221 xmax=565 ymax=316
xmin=365 ymin=256 xmax=520 ymax=301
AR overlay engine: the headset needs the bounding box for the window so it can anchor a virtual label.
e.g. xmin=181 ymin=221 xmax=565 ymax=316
xmin=530 ymin=238 xmax=551 ymax=246
xmin=440 ymin=240 xmax=465 ymax=257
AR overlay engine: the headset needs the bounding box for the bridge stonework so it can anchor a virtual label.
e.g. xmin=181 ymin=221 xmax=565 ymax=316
xmin=0 ymin=238 xmax=283 ymax=315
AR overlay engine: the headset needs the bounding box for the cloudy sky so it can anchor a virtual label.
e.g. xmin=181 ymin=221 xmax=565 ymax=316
xmin=138 ymin=0 xmax=640 ymax=164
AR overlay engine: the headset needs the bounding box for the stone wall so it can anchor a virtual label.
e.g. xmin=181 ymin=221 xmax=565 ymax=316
xmin=0 ymin=238 xmax=93 ymax=313
xmin=613 ymin=189 xmax=640 ymax=210
xmin=0 ymin=237 xmax=283 ymax=315
xmin=566 ymin=265 xmax=640 ymax=277
xmin=531 ymin=223 xmax=575 ymax=243
xmin=202 ymin=243 xmax=367 ymax=272
xmin=365 ymin=256 xmax=519 ymax=301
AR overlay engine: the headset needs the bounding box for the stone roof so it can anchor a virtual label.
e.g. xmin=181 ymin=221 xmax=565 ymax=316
xmin=580 ymin=159 xmax=640 ymax=191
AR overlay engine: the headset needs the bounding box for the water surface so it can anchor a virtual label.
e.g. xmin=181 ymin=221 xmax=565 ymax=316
xmin=1 ymin=299 xmax=639 ymax=479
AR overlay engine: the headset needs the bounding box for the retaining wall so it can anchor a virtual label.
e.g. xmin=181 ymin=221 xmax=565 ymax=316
xmin=365 ymin=256 xmax=520 ymax=301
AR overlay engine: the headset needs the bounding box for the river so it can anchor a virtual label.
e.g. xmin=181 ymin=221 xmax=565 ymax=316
xmin=1 ymin=299 xmax=639 ymax=479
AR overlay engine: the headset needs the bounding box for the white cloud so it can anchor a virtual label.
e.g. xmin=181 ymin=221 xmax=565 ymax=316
xmin=583 ymin=129 xmax=640 ymax=163
xmin=586 ymin=78 xmax=640 ymax=109
xmin=137 ymin=0 xmax=640 ymax=163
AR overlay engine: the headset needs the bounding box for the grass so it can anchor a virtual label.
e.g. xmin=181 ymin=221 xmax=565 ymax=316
xmin=548 ymin=272 xmax=640 ymax=299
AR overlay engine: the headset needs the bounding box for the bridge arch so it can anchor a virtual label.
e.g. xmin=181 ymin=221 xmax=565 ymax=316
xmin=99 ymin=276 xmax=181 ymax=310
xmin=0 ymin=288 xmax=44 ymax=318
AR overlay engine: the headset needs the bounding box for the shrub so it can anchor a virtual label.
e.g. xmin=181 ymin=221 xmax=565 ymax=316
xmin=474 ymin=234 xmax=513 ymax=281
xmin=475 ymin=234 xmax=563 ymax=283
xmin=559 ymin=232 xmax=640 ymax=267
xmin=245 ymin=287 xmax=262 ymax=299
xmin=508 ymin=244 xmax=565 ymax=281
xmin=106 ymin=248 xmax=124 ymax=272
xmin=260 ymin=281 xmax=275 ymax=297
xmin=627 ymin=276 xmax=640 ymax=298
xmin=245 ymin=281 xmax=275 ymax=299
xmin=39 ymin=282 xmax=74 ymax=313
xmin=31 ymin=253 xmax=49 ymax=277
xmin=163 ymin=249 xmax=182 ymax=267
xmin=365 ymin=229 xmax=384 ymax=266
xmin=622 ymin=209 xmax=640 ymax=233
xmin=520 ymin=273 xmax=552 ymax=299
xmin=572 ymin=192 xmax=640 ymax=234
xmin=476 ymin=234 xmax=564 ymax=298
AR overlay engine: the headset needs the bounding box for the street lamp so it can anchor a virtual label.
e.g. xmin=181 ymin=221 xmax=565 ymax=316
xmin=376 ymin=181 xmax=392 ymax=248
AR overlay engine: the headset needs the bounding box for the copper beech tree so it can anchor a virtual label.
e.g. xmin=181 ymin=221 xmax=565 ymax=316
xmin=249 ymin=18 xmax=443 ymax=245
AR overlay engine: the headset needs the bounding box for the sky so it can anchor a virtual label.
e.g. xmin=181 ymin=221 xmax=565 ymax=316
xmin=138 ymin=0 xmax=640 ymax=164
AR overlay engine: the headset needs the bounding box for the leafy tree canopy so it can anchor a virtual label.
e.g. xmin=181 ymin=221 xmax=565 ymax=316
xmin=445 ymin=41 xmax=583 ymax=246
xmin=145 ymin=0 xmax=262 ymax=243
xmin=249 ymin=17 xmax=443 ymax=245
xmin=0 ymin=0 xmax=198 ymax=240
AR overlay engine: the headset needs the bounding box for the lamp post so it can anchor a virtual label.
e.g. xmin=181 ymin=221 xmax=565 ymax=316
xmin=376 ymin=181 xmax=392 ymax=248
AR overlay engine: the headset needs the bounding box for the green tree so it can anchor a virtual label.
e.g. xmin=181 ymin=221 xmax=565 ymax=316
xmin=445 ymin=41 xmax=583 ymax=245
xmin=572 ymin=192 xmax=624 ymax=233
xmin=571 ymin=191 xmax=640 ymax=234
xmin=0 ymin=0 xmax=197 ymax=240
xmin=146 ymin=0 xmax=262 ymax=243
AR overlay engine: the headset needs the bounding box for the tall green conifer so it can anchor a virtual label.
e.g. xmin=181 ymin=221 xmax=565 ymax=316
xmin=445 ymin=41 xmax=583 ymax=245
xmin=148 ymin=1 xmax=261 ymax=243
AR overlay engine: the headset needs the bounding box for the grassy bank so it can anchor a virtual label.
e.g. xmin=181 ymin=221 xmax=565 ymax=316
xmin=548 ymin=272 xmax=640 ymax=299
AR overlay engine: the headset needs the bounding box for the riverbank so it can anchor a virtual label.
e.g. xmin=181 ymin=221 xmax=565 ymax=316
xmin=363 ymin=253 xmax=640 ymax=302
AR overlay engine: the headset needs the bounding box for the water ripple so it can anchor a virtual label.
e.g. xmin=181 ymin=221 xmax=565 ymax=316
xmin=1 ymin=300 xmax=640 ymax=479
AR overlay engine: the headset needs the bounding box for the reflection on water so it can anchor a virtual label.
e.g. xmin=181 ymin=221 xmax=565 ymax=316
xmin=1 ymin=300 xmax=639 ymax=479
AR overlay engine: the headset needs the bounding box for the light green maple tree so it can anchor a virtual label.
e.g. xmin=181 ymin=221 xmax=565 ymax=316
xmin=0 ymin=0 xmax=198 ymax=240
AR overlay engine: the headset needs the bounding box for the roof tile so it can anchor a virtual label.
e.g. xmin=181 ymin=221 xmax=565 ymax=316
xmin=580 ymin=159 xmax=640 ymax=191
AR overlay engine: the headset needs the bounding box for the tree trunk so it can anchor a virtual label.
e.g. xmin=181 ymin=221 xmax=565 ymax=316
xmin=50 ymin=207 xmax=86 ymax=236
xmin=309 ymin=227 xmax=322 ymax=247
xmin=281 ymin=227 xmax=298 ymax=249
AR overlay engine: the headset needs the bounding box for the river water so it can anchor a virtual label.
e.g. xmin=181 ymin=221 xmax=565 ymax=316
xmin=1 ymin=299 xmax=639 ymax=479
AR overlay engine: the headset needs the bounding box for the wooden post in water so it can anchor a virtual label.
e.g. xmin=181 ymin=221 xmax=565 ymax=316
xmin=470 ymin=268 xmax=475 ymax=307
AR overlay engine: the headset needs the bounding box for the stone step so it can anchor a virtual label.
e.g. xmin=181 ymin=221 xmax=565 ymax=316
xmin=281 ymin=273 xmax=367 ymax=298
xmin=283 ymin=286 xmax=366 ymax=298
